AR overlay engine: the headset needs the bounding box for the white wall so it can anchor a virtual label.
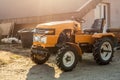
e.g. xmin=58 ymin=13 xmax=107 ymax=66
xmin=83 ymin=0 xmax=120 ymax=29
xmin=110 ymin=0 xmax=120 ymax=28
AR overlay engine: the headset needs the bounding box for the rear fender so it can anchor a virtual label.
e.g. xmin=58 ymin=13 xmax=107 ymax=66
xmin=92 ymin=33 xmax=117 ymax=47
xmin=92 ymin=33 xmax=115 ymax=38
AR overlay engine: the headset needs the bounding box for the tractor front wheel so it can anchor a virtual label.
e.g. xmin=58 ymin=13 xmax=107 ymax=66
xmin=56 ymin=46 xmax=78 ymax=72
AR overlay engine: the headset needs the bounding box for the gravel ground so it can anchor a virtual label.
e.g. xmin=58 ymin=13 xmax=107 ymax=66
xmin=0 ymin=44 xmax=120 ymax=80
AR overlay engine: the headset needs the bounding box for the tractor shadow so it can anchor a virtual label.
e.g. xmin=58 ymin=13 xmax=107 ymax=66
xmin=26 ymin=54 xmax=99 ymax=80
xmin=26 ymin=51 xmax=120 ymax=80
xmin=26 ymin=64 xmax=56 ymax=80
xmin=26 ymin=59 xmax=100 ymax=80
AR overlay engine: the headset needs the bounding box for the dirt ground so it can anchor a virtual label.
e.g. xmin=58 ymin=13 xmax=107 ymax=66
xmin=0 ymin=44 xmax=120 ymax=80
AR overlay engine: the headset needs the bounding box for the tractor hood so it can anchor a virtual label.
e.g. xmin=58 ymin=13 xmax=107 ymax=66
xmin=35 ymin=20 xmax=81 ymax=35
xmin=36 ymin=20 xmax=75 ymax=28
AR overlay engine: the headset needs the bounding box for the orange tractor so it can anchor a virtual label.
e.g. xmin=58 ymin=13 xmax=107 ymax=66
xmin=30 ymin=18 xmax=120 ymax=71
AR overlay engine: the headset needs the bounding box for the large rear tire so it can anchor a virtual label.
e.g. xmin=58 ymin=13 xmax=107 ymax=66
xmin=56 ymin=46 xmax=78 ymax=72
xmin=93 ymin=38 xmax=114 ymax=65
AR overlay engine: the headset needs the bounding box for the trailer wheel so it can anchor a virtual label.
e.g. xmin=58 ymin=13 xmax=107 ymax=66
xmin=93 ymin=38 xmax=114 ymax=65
xmin=56 ymin=46 xmax=78 ymax=71
xmin=31 ymin=50 xmax=50 ymax=65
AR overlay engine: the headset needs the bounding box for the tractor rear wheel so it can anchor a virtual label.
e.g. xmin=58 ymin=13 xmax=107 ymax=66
xmin=56 ymin=46 xmax=78 ymax=72
xmin=93 ymin=38 xmax=114 ymax=65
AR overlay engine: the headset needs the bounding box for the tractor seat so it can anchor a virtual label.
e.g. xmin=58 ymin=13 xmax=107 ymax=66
xmin=84 ymin=18 xmax=104 ymax=33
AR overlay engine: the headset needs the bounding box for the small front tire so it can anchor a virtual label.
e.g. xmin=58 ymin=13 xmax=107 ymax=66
xmin=56 ymin=46 xmax=78 ymax=71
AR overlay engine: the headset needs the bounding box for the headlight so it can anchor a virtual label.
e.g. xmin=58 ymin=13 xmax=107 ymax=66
xmin=40 ymin=36 xmax=47 ymax=43
xmin=33 ymin=35 xmax=47 ymax=44
xmin=33 ymin=36 xmax=40 ymax=42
